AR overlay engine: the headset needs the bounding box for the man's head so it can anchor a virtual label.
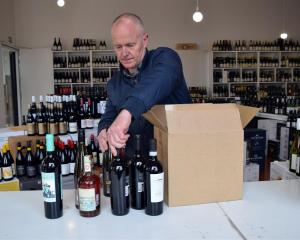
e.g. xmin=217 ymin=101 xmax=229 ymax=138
xmin=111 ymin=13 xmax=148 ymax=73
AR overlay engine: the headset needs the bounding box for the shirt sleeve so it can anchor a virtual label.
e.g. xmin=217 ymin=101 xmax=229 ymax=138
xmin=121 ymin=49 xmax=182 ymax=120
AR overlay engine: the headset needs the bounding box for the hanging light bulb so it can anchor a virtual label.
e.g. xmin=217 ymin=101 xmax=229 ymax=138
xmin=57 ymin=0 xmax=65 ymax=7
xmin=280 ymin=32 xmax=288 ymax=39
xmin=193 ymin=0 xmax=203 ymax=23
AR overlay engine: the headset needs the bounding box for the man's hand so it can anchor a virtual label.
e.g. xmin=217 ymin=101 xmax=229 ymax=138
xmin=107 ymin=109 xmax=131 ymax=156
xmin=97 ymin=129 xmax=109 ymax=153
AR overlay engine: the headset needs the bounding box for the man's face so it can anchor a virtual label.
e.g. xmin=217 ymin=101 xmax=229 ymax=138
xmin=111 ymin=19 xmax=148 ymax=72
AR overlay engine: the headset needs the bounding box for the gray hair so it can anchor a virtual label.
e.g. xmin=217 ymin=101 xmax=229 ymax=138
xmin=112 ymin=13 xmax=145 ymax=33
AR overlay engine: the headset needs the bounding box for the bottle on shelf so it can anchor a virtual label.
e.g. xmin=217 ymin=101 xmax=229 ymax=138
xmin=102 ymin=148 xmax=112 ymax=197
xmin=68 ymin=140 xmax=76 ymax=175
xmin=74 ymin=129 xmax=87 ymax=209
xmin=16 ymin=142 xmax=26 ymax=177
xmin=25 ymin=141 xmax=37 ymax=178
xmin=41 ymin=134 xmax=63 ymax=219
xmin=78 ymin=155 xmax=101 ymax=217
xmin=5 ymin=144 xmax=15 ymax=177
xmin=110 ymin=148 xmax=130 ymax=216
xmin=144 ymin=139 xmax=164 ymax=216
xmin=89 ymin=134 xmax=99 ymax=167
xmin=1 ymin=145 xmax=14 ymax=181
xmin=130 ymin=135 xmax=145 ymax=210
xmin=60 ymin=141 xmax=70 ymax=176
xmin=26 ymin=104 xmax=36 ymax=136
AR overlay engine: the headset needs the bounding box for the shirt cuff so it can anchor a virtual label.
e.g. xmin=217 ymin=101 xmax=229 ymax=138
xmin=121 ymin=96 xmax=146 ymax=120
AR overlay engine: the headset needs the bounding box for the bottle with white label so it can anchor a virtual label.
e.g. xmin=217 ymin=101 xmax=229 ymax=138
xmin=110 ymin=148 xmax=129 ymax=216
xmin=41 ymin=134 xmax=63 ymax=219
xmin=144 ymin=139 xmax=164 ymax=216
xmin=78 ymin=155 xmax=100 ymax=217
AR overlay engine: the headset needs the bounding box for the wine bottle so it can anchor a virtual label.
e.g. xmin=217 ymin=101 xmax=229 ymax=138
xmin=110 ymin=148 xmax=129 ymax=216
xmin=5 ymin=144 xmax=16 ymax=177
xmin=38 ymin=142 xmax=46 ymax=175
xmin=74 ymin=129 xmax=87 ymax=209
xmin=102 ymin=148 xmax=112 ymax=197
xmin=145 ymin=139 xmax=164 ymax=216
xmin=0 ymin=151 xmax=3 ymax=181
xmin=130 ymin=135 xmax=145 ymax=210
xmin=35 ymin=140 xmax=41 ymax=175
xmin=1 ymin=146 xmax=13 ymax=181
xmin=68 ymin=95 xmax=78 ymax=133
xmin=89 ymin=134 xmax=99 ymax=167
xmin=41 ymin=134 xmax=63 ymax=219
xmin=60 ymin=142 xmax=70 ymax=176
xmin=25 ymin=141 xmax=37 ymax=178
xmin=78 ymin=155 xmax=100 ymax=217
xmin=26 ymin=104 xmax=36 ymax=136
xmin=57 ymin=38 xmax=62 ymax=51
xmin=16 ymin=142 xmax=26 ymax=177
xmin=68 ymin=140 xmax=76 ymax=174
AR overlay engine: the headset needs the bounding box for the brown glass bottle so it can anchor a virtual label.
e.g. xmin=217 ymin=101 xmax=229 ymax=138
xmin=78 ymin=155 xmax=100 ymax=217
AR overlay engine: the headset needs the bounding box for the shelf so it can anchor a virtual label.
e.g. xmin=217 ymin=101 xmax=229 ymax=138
xmin=53 ymin=67 xmax=90 ymax=70
xmin=256 ymin=112 xmax=288 ymax=121
xmin=54 ymin=82 xmax=91 ymax=85
xmin=93 ymin=66 xmax=118 ymax=69
xmin=259 ymin=82 xmax=286 ymax=84
xmin=229 ymin=82 xmax=257 ymax=84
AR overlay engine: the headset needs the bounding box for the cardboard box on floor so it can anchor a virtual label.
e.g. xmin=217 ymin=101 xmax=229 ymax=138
xmin=143 ymin=103 xmax=259 ymax=207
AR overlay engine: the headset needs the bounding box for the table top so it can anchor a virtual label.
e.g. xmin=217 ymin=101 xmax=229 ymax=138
xmin=1 ymin=179 xmax=300 ymax=240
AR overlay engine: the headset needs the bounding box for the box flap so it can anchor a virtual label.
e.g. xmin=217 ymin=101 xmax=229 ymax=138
xmin=236 ymin=104 xmax=259 ymax=128
xmin=144 ymin=103 xmax=243 ymax=134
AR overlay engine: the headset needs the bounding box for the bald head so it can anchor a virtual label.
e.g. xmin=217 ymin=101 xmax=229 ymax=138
xmin=111 ymin=13 xmax=145 ymax=35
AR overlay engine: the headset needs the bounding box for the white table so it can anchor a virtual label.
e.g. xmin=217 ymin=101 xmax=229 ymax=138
xmin=1 ymin=180 xmax=300 ymax=240
xmin=219 ymin=179 xmax=300 ymax=240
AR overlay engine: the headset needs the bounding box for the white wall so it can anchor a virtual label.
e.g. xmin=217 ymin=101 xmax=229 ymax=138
xmin=12 ymin=0 xmax=300 ymax=88
xmin=0 ymin=0 xmax=15 ymax=44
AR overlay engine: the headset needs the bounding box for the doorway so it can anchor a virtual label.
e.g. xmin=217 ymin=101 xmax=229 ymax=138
xmin=0 ymin=44 xmax=20 ymax=127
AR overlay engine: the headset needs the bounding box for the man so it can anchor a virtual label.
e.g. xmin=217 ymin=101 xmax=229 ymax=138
xmin=97 ymin=13 xmax=191 ymax=157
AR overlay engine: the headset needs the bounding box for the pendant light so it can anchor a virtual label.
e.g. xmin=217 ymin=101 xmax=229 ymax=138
xmin=57 ymin=0 xmax=65 ymax=7
xmin=280 ymin=0 xmax=288 ymax=39
xmin=192 ymin=0 xmax=203 ymax=23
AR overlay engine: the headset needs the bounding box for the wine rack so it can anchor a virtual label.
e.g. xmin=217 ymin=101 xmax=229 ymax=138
xmin=52 ymin=49 xmax=118 ymax=94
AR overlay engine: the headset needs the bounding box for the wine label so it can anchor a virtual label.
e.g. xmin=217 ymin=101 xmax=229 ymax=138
xmin=79 ymin=188 xmax=96 ymax=211
xmin=11 ymin=163 xmax=16 ymax=176
xmin=27 ymin=166 xmax=37 ymax=177
xmin=291 ymin=154 xmax=297 ymax=170
xmin=27 ymin=123 xmax=35 ymax=135
xmin=61 ymin=163 xmax=70 ymax=175
xmin=138 ymin=182 xmax=144 ymax=193
xmin=99 ymin=101 xmax=107 ymax=114
xmin=86 ymin=119 xmax=94 ymax=128
xmin=99 ymin=152 xmax=103 ymax=165
xmin=50 ymin=122 xmax=58 ymax=135
xmin=68 ymin=122 xmax=77 ymax=133
xmin=2 ymin=166 xmax=13 ymax=180
xmin=17 ymin=165 xmax=26 ymax=176
xmin=41 ymin=172 xmax=57 ymax=202
xmin=125 ymin=176 xmax=129 ymax=197
xmin=81 ymin=119 xmax=87 ymax=129
xmin=92 ymin=152 xmax=98 ymax=164
xmin=38 ymin=122 xmax=46 ymax=135
xmin=59 ymin=121 xmax=67 ymax=134
xmin=150 ymin=173 xmax=164 ymax=203
xmin=286 ymin=122 xmax=290 ymax=128
xmin=69 ymin=162 xmax=75 ymax=174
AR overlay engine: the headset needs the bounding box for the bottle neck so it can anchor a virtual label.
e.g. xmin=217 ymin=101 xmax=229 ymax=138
xmin=149 ymin=151 xmax=157 ymax=161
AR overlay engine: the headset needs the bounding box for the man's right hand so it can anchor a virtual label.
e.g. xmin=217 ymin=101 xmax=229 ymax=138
xmin=97 ymin=129 xmax=109 ymax=153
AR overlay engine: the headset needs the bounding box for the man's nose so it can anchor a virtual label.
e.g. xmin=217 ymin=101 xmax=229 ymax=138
xmin=121 ymin=47 xmax=129 ymax=57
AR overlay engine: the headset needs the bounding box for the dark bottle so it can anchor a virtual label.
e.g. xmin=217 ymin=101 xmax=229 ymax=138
xmin=25 ymin=141 xmax=37 ymax=178
xmin=1 ymin=146 xmax=13 ymax=181
xmin=26 ymin=104 xmax=36 ymax=136
xmin=68 ymin=140 xmax=76 ymax=175
xmin=144 ymin=139 xmax=164 ymax=216
xmin=102 ymin=148 xmax=112 ymax=197
xmin=41 ymin=134 xmax=63 ymax=219
xmin=38 ymin=142 xmax=46 ymax=175
xmin=57 ymin=38 xmax=62 ymax=51
xmin=36 ymin=104 xmax=46 ymax=136
xmin=78 ymin=155 xmax=101 ymax=217
xmin=22 ymin=115 xmax=26 ymax=125
xmin=5 ymin=144 xmax=15 ymax=177
xmin=89 ymin=134 xmax=99 ymax=167
xmin=52 ymin=38 xmax=58 ymax=51
xmin=110 ymin=148 xmax=129 ymax=216
xmin=130 ymin=135 xmax=145 ymax=210
xmin=35 ymin=140 xmax=41 ymax=175
xmin=49 ymin=102 xmax=58 ymax=136
xmin=60 ymin=142 xmax=70 ymax=176
xmin=74 ymin=129 xmax=87 ymax=209
xmin=16 ymin=142 xmax=26 ymax=177
xmin=0 ymin=151 xmax=3 ymax=181
xmin=68 ymin=95 xmax=78 ymax=133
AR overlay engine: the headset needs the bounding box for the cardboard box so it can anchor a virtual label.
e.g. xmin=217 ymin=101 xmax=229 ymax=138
xmin=0 ymin=178 xmax=20 ymax=191
xmin=144 ymin=103 xmax=258 ymax=207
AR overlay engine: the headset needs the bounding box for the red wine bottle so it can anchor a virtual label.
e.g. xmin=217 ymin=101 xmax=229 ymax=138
xmin=145 ymin=139 xmax=164 ymax=216
xmin=41 ymin=134 xmax=63 ymax=219
xmin=130 ymin=135 xmax=145 ymax=210
xmin=110 ymin=148 xmax=129 ymax=216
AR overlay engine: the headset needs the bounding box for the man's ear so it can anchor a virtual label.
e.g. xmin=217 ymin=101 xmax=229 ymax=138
xmin=143 ymin=33 xmax=149 ymax=47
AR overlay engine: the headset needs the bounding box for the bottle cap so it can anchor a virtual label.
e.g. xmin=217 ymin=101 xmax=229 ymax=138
xmin=46 ymin=134 xmax=55 ymax=152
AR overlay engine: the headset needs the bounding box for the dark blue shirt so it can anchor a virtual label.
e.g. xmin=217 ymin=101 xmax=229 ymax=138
xmin=98 ymin=47 xmax=191 ymax=157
